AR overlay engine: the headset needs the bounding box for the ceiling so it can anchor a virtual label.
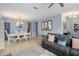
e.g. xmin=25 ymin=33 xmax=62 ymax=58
xmin=0 ymin=3 xmax=79 ymax=21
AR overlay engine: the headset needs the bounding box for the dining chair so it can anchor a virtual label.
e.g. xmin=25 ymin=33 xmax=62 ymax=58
xmin=26 ymin=32 xmax=31 ymax=40
xmin=19 ymin=33 xmax=28 ymax=43
xmin=19 ymin=34 xmax=24 ymax=43
xmin=5 ymin=30 xmax=14 ymax=44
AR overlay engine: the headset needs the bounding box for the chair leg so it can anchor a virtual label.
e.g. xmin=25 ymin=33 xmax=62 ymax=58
xmin=8 ymin=39 xmax=10 ymax=45
xmin=26 ymin=37 xmax=27 ymax=40
xmin=19 ymin=39 xmax=21 ymax=43
xmin=30 ymin=35 xmax=31 ymax=39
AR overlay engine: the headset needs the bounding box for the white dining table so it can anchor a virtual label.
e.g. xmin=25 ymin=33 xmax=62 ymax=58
xmin=8 ymin=32 xmax=31 ymax=44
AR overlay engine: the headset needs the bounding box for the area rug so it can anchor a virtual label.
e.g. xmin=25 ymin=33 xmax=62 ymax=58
xmin=13 ymin=46 xmax=56 ymax=56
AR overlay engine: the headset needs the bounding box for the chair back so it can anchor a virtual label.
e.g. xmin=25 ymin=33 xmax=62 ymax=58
xmin=5 ymin=30 xmax=9 ymax=37
xmin=5 ymin=30 xmax=9 ymax=40
xmin=5 ymin=30 xmax=7 ymax=33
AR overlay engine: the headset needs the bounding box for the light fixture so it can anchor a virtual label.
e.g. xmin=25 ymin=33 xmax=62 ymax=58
xmin=69 ymin=15 xmax=78 ymax=19
xmin=15 ymin=16 xmax=23 ymax=32
xmin=64 ymin=10 xmax=79 ymax=19
xmin=69 ymin=15 xmax=72 ymax=18
xmin=16 ymin=16 xmax=23 ymax=27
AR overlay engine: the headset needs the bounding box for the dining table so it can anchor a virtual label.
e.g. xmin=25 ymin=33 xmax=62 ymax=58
xmin=8 ymin=32 xmax=31 ymax=44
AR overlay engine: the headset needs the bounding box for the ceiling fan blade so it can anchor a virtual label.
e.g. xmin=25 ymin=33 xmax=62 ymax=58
xmin=59 ymin=3 xmax=64 ymax=7
xmin=48 ymin=3 xmax=54 ymax=8
xmin=33 ymin=6 xmax=39 ymax=10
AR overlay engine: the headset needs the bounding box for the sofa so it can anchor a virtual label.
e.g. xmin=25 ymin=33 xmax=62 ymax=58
xmin=42 ymin=33 xmax=79 ymax=56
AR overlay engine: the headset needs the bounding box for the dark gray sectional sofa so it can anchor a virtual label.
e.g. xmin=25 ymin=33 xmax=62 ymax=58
xmin=42 ymin=33 xmax=79 ymax=56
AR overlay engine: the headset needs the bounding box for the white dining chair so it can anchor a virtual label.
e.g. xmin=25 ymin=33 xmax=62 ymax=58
xmin=24 ymin=32 xmax=31 ymax=40
xmin=24 ymin=33 xmax=29 ymax=40
xmin=5 ymin=30 xmax=14 ymax=44
xmin=19 ymin=33 xmax=28 ymax=43
xmin=28 ymin=32 xmax=31 ymax=40
xmin=15 ymin=34 xmax=21 ymax=43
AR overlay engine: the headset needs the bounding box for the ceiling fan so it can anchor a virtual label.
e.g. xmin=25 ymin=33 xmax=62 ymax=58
xmin=33 ymin=3 xmax=64 ymax=10
xmin=48 ymin=3 xmax=64 ymax=8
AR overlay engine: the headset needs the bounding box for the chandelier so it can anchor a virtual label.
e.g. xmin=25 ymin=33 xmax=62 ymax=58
xmin=15 ymin=16 xmax=23 ymax=28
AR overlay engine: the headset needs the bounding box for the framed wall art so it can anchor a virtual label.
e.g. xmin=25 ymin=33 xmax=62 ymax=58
xmin=41 ymin=20 xmax=52 ymax=31
xmin=41 ymin=21 xmax=45 ymax=30
xmin=44 ymin=20 xmax=48 ymax=30
xmin=48 ymin=20 xmax=52 ymax=30
xmin=73 ymin=24 xmax=79 ymax=32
